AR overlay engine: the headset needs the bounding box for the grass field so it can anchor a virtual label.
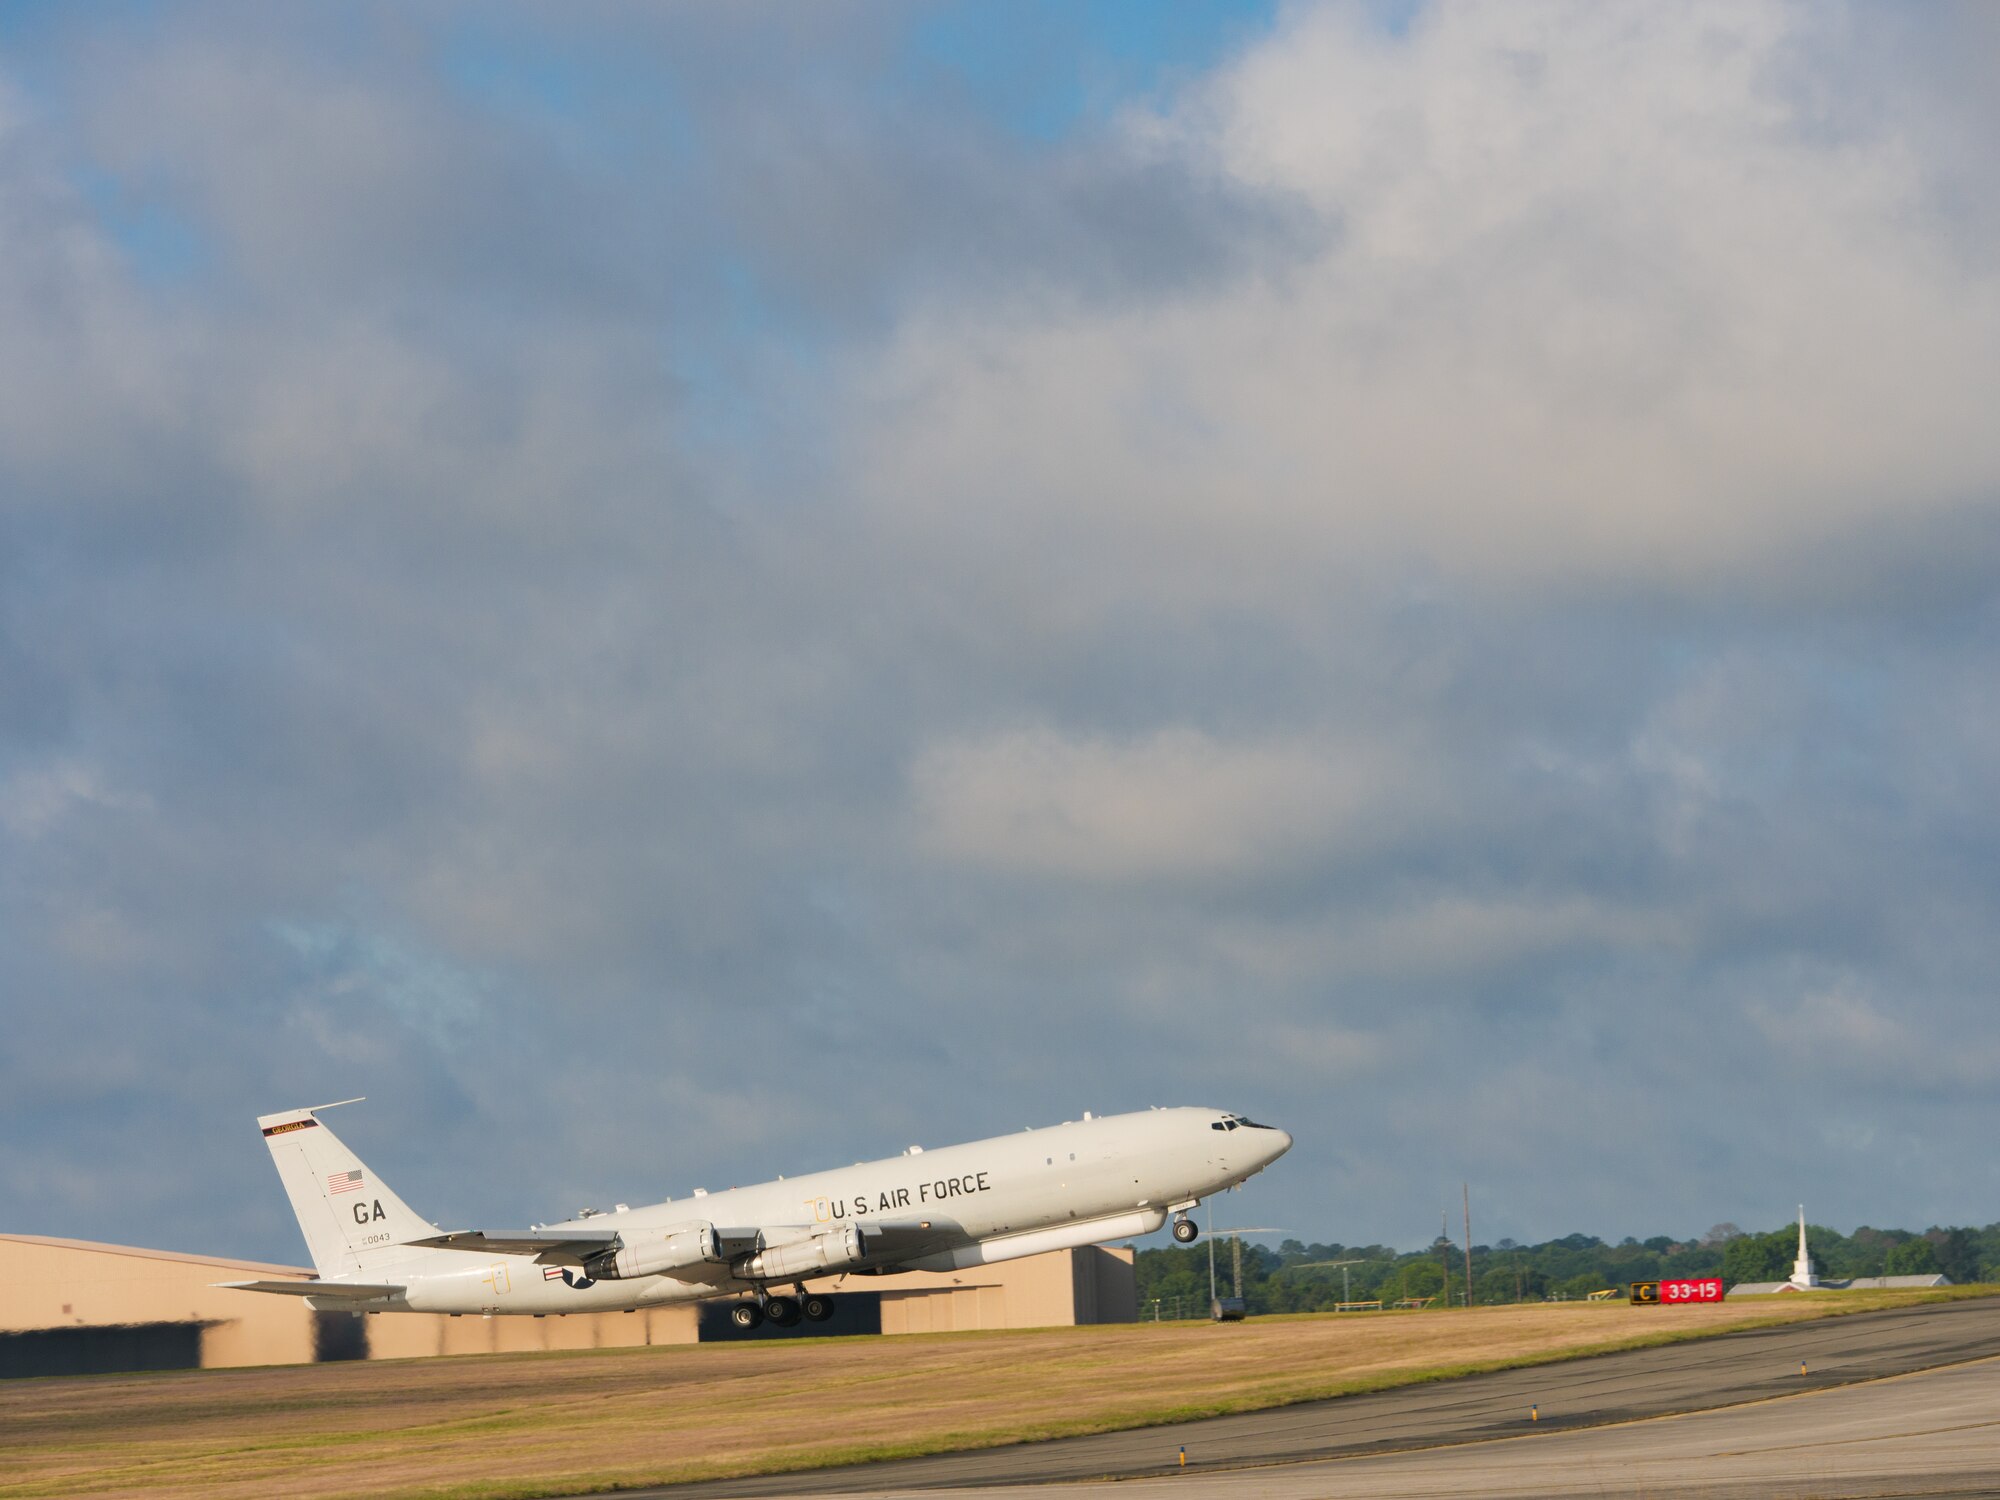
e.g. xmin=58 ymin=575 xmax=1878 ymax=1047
xmin=1 ymin=1288 xmax=1988 ymax=1500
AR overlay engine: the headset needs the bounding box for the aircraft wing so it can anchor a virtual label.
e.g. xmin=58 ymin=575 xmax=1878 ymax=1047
xmin=404 ymin=1228 xmax=622 ymax=1263
xmin=216 ymin=1279 xmax=405 ymax=1299
xmin=396 ymin=1220 xmax=956 ymax=1275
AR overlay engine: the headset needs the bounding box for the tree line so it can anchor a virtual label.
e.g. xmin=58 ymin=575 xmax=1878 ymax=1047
xmin=1131 ymin=1219 xmax=1998 ymax=1316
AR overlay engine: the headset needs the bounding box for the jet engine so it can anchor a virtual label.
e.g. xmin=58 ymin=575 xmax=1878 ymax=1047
xmin=735 ymin=1224 xmax=868 ymax=1281
xmin=584 ymin=1223 xmax=722 ymax=1280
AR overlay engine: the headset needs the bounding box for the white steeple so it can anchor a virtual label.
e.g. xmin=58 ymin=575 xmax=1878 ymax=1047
xmin=1790 ymin=1205 xmax=1819 ymax=1288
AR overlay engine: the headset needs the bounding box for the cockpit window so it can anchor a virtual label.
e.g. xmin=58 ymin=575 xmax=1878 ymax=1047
xmin=1217 ymin=1112 xmax=1274 ymax=1130
xmin=1236 ymin=1117 xmax=1272 ymax=1130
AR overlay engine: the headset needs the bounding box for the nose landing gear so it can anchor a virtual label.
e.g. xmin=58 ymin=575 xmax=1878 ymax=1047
xmin=1172 ymin=1214 xmax=1199 ymax=1244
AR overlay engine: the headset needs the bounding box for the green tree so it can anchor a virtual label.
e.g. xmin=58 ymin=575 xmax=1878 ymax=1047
xmin=1722 ymin=1229 xmax=1790 ymax=1284
xmin=1477 ymin=1264 xmax=1543 ymax=1304
xmin=1399 ymin=1261 xmax=1444 ymax=1301
xmin=1932 ymin=1228 xmax=1979 ymax=1285
xmin=1137 ymin=1214 xmax=2000 ymax=1317
xmin=1886 ymin=1237 xmax=1940 ymax=1276
xmin=1841 ymin=1227 xmax=1894 ymax=1278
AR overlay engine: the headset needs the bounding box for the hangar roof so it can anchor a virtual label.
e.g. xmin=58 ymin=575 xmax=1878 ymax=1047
xmin=1728 ymin=1273 xmax=1953 ymax=1296
xmin=0 ymin=1233 xmax=309 ymax=1278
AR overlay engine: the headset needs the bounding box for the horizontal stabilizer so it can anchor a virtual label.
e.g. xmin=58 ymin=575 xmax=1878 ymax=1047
xmin=216 ymin=1279 xmax=405 ymax=1299
xmin=406 ymin=1228 xmax=622 ymax=1262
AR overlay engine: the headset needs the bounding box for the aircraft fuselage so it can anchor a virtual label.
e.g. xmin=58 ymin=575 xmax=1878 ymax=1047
xmin=293 ymin=1106 xmax=1289 ymax=1317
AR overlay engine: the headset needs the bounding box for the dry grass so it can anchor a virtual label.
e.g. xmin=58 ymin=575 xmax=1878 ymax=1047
xmin=0 ymin=1287 xmax=1986 ymax=1500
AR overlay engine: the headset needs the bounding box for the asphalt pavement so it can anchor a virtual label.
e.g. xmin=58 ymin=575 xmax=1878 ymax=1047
xmin=634 ymin=1296 xmax=2000 ymax=1498
xmin=909 ymin=1355 xmax=2000 ymax=1499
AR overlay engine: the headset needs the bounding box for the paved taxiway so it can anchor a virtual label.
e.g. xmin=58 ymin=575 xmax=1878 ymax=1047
xmin=646 ymin=1297 xmax=2000 ymax=1498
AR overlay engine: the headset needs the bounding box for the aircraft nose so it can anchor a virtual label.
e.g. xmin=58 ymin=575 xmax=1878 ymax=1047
xmin=1266 ymin=1128 xmax=1293 ymax=1162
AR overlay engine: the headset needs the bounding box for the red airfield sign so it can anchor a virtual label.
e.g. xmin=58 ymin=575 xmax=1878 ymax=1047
xmin=1659 ymin=1277 xmax=1724 ymax=1303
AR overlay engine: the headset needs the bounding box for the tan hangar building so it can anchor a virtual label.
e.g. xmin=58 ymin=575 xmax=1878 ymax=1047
xmin=0 ymin=1232 xmax=1136 ymax=1378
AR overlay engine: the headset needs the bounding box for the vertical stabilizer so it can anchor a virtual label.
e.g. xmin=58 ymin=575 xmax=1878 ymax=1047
xmin=258 ymin=1101 xmax=437 ymax=1276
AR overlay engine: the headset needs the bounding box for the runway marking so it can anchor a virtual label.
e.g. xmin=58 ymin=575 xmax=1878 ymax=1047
xmin=950 ymin=1360 xmax=2000 ymax=1500
xmin=1712 ymin=1424 xmax=2000 ymax=1464
xmin=1065 ymin=1349 xmax=2000 ymax=1488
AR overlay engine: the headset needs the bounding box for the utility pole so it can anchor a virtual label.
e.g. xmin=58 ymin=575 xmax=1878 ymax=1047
xmin=1206 ymin=1223 xmax=1277 ymax=1312
xmin=1440 ymin=1210 xmax=1450 ymax=1309
xmin=1207 ymin=1217 xmax=1217 ymax=1306
xmin=1463 ymin=1183 xmax=1474 ymax=1308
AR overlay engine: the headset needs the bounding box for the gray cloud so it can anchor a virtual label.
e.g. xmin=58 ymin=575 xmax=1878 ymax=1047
xmin=4 ymin=2 xmax=2000 ymax=1267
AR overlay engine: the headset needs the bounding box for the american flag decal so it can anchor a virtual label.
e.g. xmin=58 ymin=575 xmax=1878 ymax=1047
xmin=327 ymin=1169 xmax=364 ymax=1195
xmin=544 ymin=1266 xmax=566 ymax=1280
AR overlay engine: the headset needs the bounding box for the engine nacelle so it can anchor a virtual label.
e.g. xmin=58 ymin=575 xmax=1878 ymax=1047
xmin=586 ymin=1222 xmax=722 ymax=1280
xmin=736 ymin=1224 xmax=868 ymax=1281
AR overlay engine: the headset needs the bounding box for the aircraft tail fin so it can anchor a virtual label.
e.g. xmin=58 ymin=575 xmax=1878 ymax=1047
xmin=257 ymin=1100 xmax=438 ymax=1276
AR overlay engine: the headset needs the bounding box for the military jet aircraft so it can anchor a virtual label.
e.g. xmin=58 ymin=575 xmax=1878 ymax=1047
xmin=222 ymin=1100 xmax=1291 ymax=1327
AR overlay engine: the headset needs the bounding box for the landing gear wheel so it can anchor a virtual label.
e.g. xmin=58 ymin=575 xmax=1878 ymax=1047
xmin=729 ymin=1301 xmax=764 ymax=1330
xmin=1172 ymin=1216 xmax=1199 ymax=1244
xmin=801 ymin=1293 xmax=835 ymax=1322
xmin=764 ymin=1295 xmax=802 ymax=1327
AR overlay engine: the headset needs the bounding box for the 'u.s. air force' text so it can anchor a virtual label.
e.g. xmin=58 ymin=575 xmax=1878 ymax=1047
xmin=808 ymin=1171 xmax=991 ymax=1221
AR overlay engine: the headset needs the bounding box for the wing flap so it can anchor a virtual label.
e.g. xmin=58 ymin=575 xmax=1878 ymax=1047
xmin=855 ymin=1218 xmax=954 ymax=1264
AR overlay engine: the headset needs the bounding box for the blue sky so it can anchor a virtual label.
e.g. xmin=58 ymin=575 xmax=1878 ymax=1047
xmin=4 ymin=1 xmax=2000 ymax=1268
xmin=904 ymin=1 xmax=1280 ymax=139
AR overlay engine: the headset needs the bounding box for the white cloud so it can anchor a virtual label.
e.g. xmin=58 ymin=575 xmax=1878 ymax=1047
xmin=9 ymin=2 xmax=2000 ymax=1252
xmin=853 ymin=0 xmax=2000 ymax=607
xmin=1262 ymin=1020 xmax=1390 ymax=1078
xmin=270 ymin=921 xmax=490 ymax=1049
xmin=1752 ymin=982 xmax=2000 ymax=1092
xmin=909 ymin=726 xmax=1425 ymax=881
xmin=0 ymin=761 xmax=148 ymax=838
xmin=1214 ymin=892 xmax=1688 ymax=985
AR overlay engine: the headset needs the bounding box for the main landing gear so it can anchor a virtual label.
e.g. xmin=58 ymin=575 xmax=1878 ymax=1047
xmin=1172 ymin=1214 xmax=1200 ymax=1244
xmin=729 ymin=1287 xmax=839 ymax=1331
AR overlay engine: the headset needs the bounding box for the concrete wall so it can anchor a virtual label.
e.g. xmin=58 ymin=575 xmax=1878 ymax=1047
xmin=874 ymin=1245 xmax=1134 ymax=1334
xmin=361 ymin=1304 xmax=700 ymax=1359
xmin=0 ymin=1233 xmax=1138 ymax=1376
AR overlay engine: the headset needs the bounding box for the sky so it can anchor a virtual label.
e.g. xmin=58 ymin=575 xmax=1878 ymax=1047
xmin=4 ymin=0 xmax=2000 ymax=1267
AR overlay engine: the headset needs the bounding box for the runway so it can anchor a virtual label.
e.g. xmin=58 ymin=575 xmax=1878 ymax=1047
xmin=859 ymin=1356 xmax=2000 ymax=1499
xmin=643 ymin=1297 xmax=2000 ymax=1498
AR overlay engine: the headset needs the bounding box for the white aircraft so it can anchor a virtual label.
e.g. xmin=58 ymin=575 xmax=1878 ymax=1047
xmin=222 ymin=1101 xmax=1291 ymax=1328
